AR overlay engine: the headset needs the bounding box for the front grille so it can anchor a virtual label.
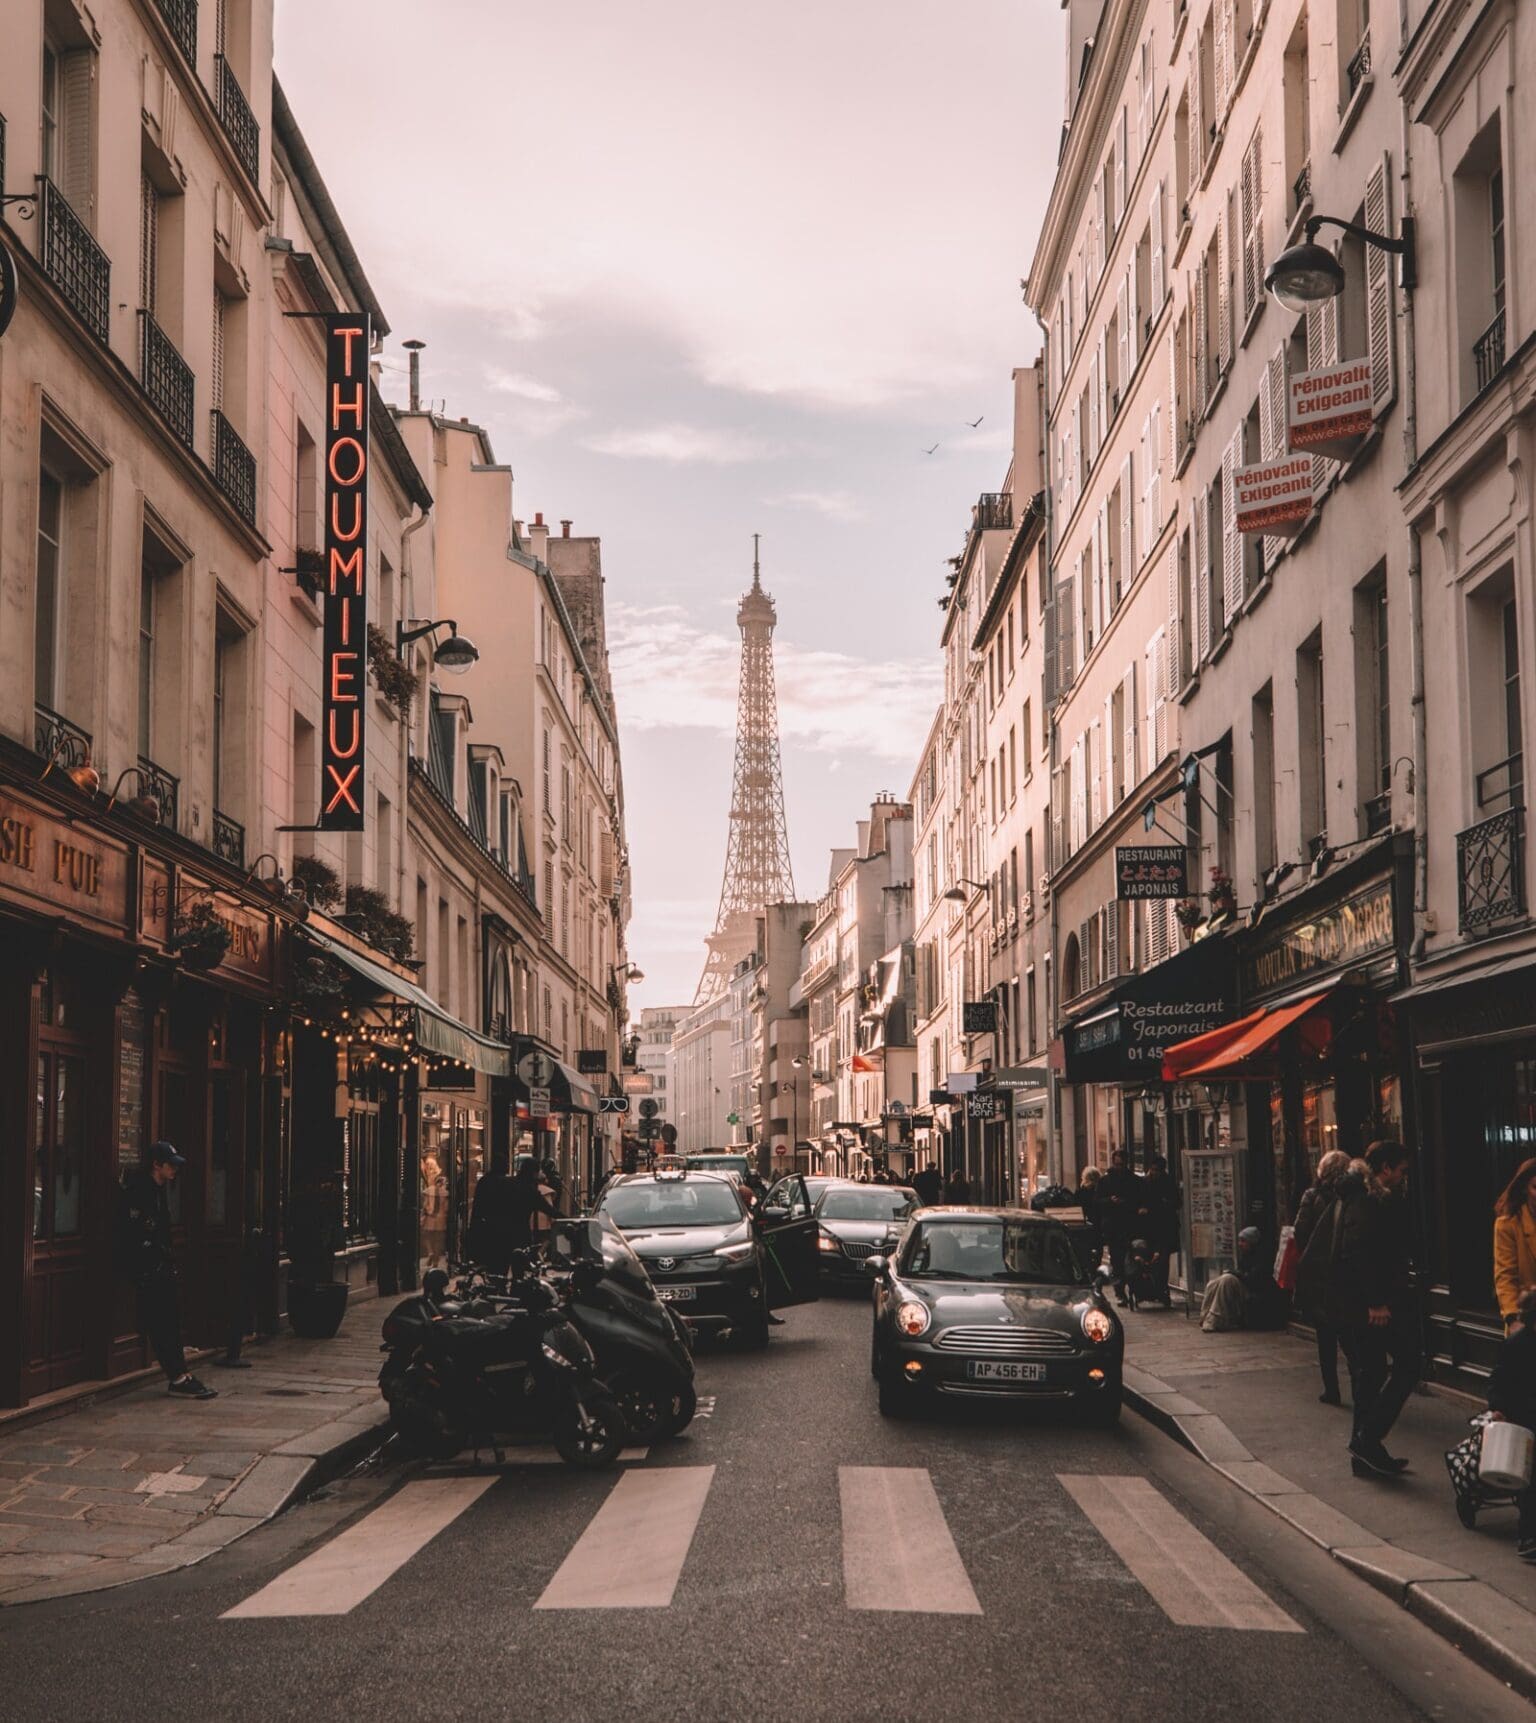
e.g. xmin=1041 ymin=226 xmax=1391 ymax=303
xmin=932 ymin=1326 xmax=1076 ymax=1357
xmin=647 ymin=1252 xmax=719 ymax=1275
xmin=840 ymin=1240 xmax=881 ymax=1260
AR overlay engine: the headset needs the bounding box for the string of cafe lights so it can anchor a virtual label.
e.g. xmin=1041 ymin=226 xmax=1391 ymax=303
xmin=271 ymin=1002 xmax=480 ymax=1080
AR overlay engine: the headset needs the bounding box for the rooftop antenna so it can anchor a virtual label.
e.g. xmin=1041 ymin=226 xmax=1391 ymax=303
xmin=403 ymin=339 xmax=425 ymax=411
xmin=752 ymin=531 xmax=762 ymax=592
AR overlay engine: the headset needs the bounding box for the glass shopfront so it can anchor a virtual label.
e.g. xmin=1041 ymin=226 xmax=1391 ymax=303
xmin=419 ymin=1095 xmax=487 ymax=1277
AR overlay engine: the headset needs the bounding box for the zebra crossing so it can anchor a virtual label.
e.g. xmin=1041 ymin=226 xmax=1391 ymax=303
xmin=223 ymin=1465 xmax=1302 ymax=1630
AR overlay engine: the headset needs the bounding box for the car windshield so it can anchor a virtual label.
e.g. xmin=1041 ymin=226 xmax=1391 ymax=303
xmin=818 ymin=1188 xmax=916 ymax=1221
xmin=599 ymin=1180 xmax=744 ymax=1228
xmin=901 ymin=1220 xmax=1094 ymax=1286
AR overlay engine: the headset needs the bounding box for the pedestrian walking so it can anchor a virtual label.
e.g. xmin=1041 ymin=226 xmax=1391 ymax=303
xmin=944 ymin=1168 xmax=972 ymax=1205
xmin=911 ymin=1164 xmax=944 ymax=1207
xmin=1494 ymin=1157 xmax=1536 ymax=1332
xmin=1140 ymin=1156 xmax=1179 ymax=1305
xmin=1336 ymin=1140 xmax=1420 ymax=1479
xmin=115 ymin=1142 xmax=217 ymax=1399
xmin=1096 ymin=1150 xmax=1141 ymax=1305
xmin=1293 ymin=1148 xmax=1353 ymax=1405
xmin=1485 ymin=1286 xmax=1536 ymax=1563
xmin=469 ymin=1161 xmax=520 ymax=1271
xmin=1074 ymin=1164 xmax=1104 ymax=1265
xmin=502 ymin=1158 xmax=558 ymax=1254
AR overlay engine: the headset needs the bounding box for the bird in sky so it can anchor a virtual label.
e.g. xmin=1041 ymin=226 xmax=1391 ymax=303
xmin=921 ymin=443 xmax=940 ymax=455
xmin=966 ymin=415 xmax=985 ymax=428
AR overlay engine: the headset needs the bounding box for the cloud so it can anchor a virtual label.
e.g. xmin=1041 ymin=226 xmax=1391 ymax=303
xmin=770 ymin=488 xmax=867 ymax=524
xmin=485 ymin=369 xmax=564 ymax=404
xmin=607 ymin=603 xmax=940 ymax=764
xmin=581 ymin=423 xmax=780 ymax=465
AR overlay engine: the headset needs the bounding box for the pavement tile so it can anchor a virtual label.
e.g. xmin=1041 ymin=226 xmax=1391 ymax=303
xmin=1265 ymin=1489 xmax=1383 ymax=1552
xmin=81 ymin=1503 xmax=200 ymax=1533
xmin=1215 ymin=1460 xmax=1307 ymax=1496
xmin=0 ymin=1552 xmax=100 ymax=1578
xmin=183 ymin=1451 xmax=260 ymax=1478
xmin=11 ymin=1524 xmax=162 ymax=1556
xmin=165 ymin=1513 xmax=261 ymax=1553
xmin=1408 ymin=1579 xmax=1536 ymax=1701
xmin=64 ymin=1448 xmax=141 ymax=1468
xmin=1333 ymin=1543 xmax=1469 ymax=1598
xmin=59 ymin=1487 xmax=164 ymax=1508
xmin=0 ymin=1444 xmax=85 ymax=1465
xmin=0 ymin=1498 xmax=89 ymax=1521
xmin=46 ymin=1467 xmax=151 ymax=1492
xmin=1174 ymin=1413 xmax=1253 ymax=1465
xmin=0 ymin=1462 xmax=40 ymax=1480
xmin=217 ymin=1455 xmax=313 ymax=1521
xmin=4 ymin=1481 xmax=75 ymax=1501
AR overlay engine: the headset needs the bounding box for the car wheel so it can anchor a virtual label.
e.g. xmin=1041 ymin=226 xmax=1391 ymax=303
xmin=877 ymin=1367 xmax=912 ymax=1418
xmin=870 ymin=1332 xmax=881 ymax=1380
xmin=1081 ymin=1388 xmax=1123 ymax=1427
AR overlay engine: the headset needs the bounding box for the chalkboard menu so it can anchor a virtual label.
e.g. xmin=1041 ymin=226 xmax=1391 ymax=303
xmin=118 ymin=988 xmax=147 ymax=1172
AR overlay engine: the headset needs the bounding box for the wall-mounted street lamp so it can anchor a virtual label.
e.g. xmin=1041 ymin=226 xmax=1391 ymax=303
xmin=106 ymin=766 xmax=162 ymax=822
xmin=612 ymin=962 xmax=646 ymax=985
xmin=942 ymin=877 xmax=989 ymax=903
xmin=396 ymin=617 xmax=479 ymax=674
xmin=1265 ymin=213 xmax=1416 ymax=313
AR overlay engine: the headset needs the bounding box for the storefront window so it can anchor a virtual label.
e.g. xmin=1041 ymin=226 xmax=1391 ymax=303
xmin=1299 ymin=1079 xmax=1339 ymax=1171
xmin=34 ymin=1051 xmax=84 ymax=1239
xmin=419 ymin=1097 xmax=487 ymax=1273
xmin=208 ymin=1076 xmax=230 ymax=1225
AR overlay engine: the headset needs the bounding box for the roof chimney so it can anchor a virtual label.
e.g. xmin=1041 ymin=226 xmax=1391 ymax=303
xmin=403 ymin=339 xmax=425 ymax=412
xmin=560 ymin=519 xmax=572 ymax=538
xmin=534 ymin=512 xmax=545 ymax=528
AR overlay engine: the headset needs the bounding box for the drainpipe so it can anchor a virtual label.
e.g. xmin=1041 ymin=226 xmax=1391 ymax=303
xmin=396 ymin=502 xmax=431 ymax=915
xmin=1399 ymin=88 xmax=1428 ymax=952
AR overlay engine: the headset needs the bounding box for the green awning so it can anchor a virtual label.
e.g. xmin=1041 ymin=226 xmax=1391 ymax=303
xmin=301 ymin=926 xmax=511 ymax=1079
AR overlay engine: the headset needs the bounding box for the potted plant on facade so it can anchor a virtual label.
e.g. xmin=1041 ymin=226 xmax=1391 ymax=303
xmin=291 ymin=853 xmax=343 ymax=911
xmin=367 ymin=623 xmax=421 ymax=719
xmin=292 ymin=546 xmax=325 ymax=602
xmin=1208 ymin=867 xmax=1238 ymax=921
xmin=1174 ymin=897 xmax=1204 ymax=939
xmin=285 ymin=1186 xmax=348 ymax=1339
xmin=171 ymin=900 xmax=232 ymax=972
xmin=341 ymin=884 xmax=416 ymax=962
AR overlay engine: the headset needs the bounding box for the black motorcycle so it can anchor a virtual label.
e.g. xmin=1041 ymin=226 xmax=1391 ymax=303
xmin=381 ymin=1268 xmax=625 ymax=1469
xmin=547 ymin=1218 xmax=697 ymax=1443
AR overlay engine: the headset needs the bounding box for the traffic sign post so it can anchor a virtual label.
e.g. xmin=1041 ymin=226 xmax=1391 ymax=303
xmin=638 ymin=1098 xmax=660 ymax=1120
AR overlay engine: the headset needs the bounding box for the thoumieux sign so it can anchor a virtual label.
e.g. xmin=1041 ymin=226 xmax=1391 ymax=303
xmin=320 ymin=314 xmax=371 ymax=830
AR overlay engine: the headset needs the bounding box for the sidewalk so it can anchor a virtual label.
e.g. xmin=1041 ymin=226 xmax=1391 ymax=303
xmin=0 ymin=1300 xmax=389 ymax=1607
xmin=1120 ymin=1303 xmax=1536 ymax=1699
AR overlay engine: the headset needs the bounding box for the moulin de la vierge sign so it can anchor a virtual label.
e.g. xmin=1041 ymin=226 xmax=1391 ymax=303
xmin=320 ymin=314 xmax=371 ymax=831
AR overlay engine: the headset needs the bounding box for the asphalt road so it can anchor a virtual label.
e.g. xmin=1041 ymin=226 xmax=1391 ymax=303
xmin=3 ymin=1295 xmax=1527 ymax=1723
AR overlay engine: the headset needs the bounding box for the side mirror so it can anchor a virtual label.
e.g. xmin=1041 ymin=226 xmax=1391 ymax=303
xmin=864 ymin=1255 xmax=887 ymax=1278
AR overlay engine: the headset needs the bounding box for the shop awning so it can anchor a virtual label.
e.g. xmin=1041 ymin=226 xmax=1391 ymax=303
xmin=1060 ymin=934 xmax=1239 ymax=1084
xmin=1161 ymin=985 xmax=1335 ymax=1082
xmin=302 ymin=926 xmax=512 ymax=1078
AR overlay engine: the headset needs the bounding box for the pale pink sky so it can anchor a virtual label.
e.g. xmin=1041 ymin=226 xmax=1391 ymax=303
xmin=275 ymin=0 xmax=1064 ymax=1007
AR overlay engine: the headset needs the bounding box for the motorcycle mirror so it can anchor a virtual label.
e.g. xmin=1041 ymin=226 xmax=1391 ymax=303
xmin=423 ymin=1269 xmax=450 ymax=1301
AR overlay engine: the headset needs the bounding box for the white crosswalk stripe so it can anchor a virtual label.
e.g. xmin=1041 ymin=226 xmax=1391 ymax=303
xmin=839 ymin=1466 xmax=982 ymax=1615
xmin=1058 ymin=1474 xmax=1302 ymax=1632
xmin=223 ymin=1476 xmax=496 ymax=1618
xmin=535 ymin=1466 xmax=716 ymax=1609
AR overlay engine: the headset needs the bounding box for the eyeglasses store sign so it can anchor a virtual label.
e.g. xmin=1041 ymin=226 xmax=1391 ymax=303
xmin=320 ymin=315 xmax=371 ymax=831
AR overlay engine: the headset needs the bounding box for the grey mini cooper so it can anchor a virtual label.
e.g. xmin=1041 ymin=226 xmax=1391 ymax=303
xmin=868 ymin=1207 xmax=1123 ymax=1423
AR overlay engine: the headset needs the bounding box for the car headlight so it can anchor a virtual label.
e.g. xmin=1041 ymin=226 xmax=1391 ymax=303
xmin=1081 ymin=1307 xmax=1114 ymax=1343
xmin=818 ymin=1229 xmax=839 ymax=1253
xmin=895 ymin=1300 xmax=931 ymax=1337
xmin=540 ymin=1340 xmax=578 ymax=1370
xmin=714 ymin=1241 xmax=756 ymax=1263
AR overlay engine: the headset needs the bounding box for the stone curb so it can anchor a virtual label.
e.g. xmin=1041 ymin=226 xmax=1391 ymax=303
xmin=0 ymin=1411 xmax=389 ymax=1609
xmin=1122 ymin=1373 xmax=1536 ymax=1703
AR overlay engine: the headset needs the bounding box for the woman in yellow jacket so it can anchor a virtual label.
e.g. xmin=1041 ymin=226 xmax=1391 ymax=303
xmin=1494 ymin=1158 xmax=1536 ymax=1330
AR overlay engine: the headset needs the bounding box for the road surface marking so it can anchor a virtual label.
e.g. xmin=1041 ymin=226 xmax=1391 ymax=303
xmin=694 ymin=1396 xmax=717 ymax=1419
xmin=1058 ymin=1474 xmax=1302 ymax=1632
xmin=422 ymin=1447 xmax=649 ymax=1473
xmin=222 ymin=1476 xmax=497 ymax=1618
xmin=535 ymin=1466 xmax=715 ymax=1609
xmin=839 ymin=1466 xmax=981 ymax=1614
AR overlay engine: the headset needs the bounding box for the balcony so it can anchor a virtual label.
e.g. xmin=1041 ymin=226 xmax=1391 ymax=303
xmin=1363 ymin=790 xmax=1393 ymax=837
xmin=1346 ymin=28 xmax=1371 ymax=98
xmin=210 ymin=409 xmax=256 ymax=526
xmin=154 ymin=0 xmax=197 ymax=63
xmin=34 ymin=704 xmax=92 ymax=772
xmin=975 ymin=493 xmax=1014 ymax=533
xmin=212 ymin=809 xmax=245 ymax=868
xmin=138 ymin=755 xmax=180 ymax=832
xmin=138 ymin=311 xmax=195 ymax=448
xmin=1474 ymin=309 xmax=1507 ymax=394
xmin=1458 ymin=806 xmax=1525 ymax=935
xmin=38 ymin=177 xmax=110 ymax=344
xmin=1292 ymin=160 xmax=1312 ymax=217
xmin=214 ymin=55 xmax=260 ymax=184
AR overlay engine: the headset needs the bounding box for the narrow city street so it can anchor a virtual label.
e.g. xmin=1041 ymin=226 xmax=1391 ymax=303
xmin=3 ymin=1299 xmax=1525 ymax=1723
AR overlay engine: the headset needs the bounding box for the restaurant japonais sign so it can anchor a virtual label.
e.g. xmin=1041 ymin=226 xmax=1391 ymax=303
xmin=1287 ymin=359 xmax=1374 ymax=460
xmin=320 ymin=314 xmax=371 ymax=832
xmin=1115 ymin=845 xmax=1188 ymax=900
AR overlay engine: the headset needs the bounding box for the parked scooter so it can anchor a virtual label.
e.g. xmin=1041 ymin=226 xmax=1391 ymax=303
xmin=380 ymin=1265 xmax=625 ymax=1468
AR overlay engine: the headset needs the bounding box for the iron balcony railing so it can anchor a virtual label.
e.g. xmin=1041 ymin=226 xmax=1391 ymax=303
xmin=1347 ymin=28 xmax=1371 ymax=98
xmin=212 ymin=809 xmax=245 ymax=868
xmin=1458 ymin=806 xmax=1525 ymax=934
xmin=154 ymin=0 xmax=197 ymax=63
xmin=35 ymin=704 xmax=92 ymax=771
xmin=210 ymin=409 xmax=257 ymax=526
xmin=1474 ymin=308 xmax=1507 ymax=394
xmin=976 ymin=493 xmax=1014 ymax=533
xmin=1475 ymin=750 xmax=1523 ymax=813
xmin=214 ymin=54 xmax=260 ymax=184
xmin=138 ymin=755 xmax=180 ymax=833
xmin=138 ymin=311 xmax=195 ymax=448
xmin=38 ymin=177 xmax=110 ymax=344
xmin=1293 ymin=160 xmax=1311 ymax=215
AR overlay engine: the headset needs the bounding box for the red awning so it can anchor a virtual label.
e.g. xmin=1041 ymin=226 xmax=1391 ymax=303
xmin=1161 ymin=987 xmax=1335 ymax=1081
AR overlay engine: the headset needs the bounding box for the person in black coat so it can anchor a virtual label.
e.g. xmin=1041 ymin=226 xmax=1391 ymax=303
xmin=1486 ymin=1286 xmax=1536 ymax=1562
xmin=1137 ymin=1157 xmax=1179 ymax=1305
xmin=1292 ymin=1148 xmax=1353 ymax=1405
xmin=1334 ymin=1141 xmax=1420 ymax=1478
xmin=1095 ymin=1151 xmax=1142 ymax=1305
xmin=911 ymin=1165 xmax=944 ymax=1207
xmin=116 ymin=1142 xmax=217 ymax=1400
xmin=944 ymin=1169 xmax=972 ymax=1205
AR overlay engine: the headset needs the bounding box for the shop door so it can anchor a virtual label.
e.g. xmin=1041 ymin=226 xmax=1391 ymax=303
xmin=28 ymin=1043 xmax=91 ymax=1395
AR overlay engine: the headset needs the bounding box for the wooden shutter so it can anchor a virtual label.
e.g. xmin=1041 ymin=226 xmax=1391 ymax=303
xmin=1306 ymin=295 xmax=1339 ymax=492
xmin=59 ymin=49 xmax=95 ymax=225
xmin=1165 ymin=538 xmax=1183 ymax=695
xmin=1089 ymin=348 xmax=1101 ymax=461
xmin=1070 ymin=735 xmax=1086 ymax=851
xmin=1153 ymin=630 xmax=1169 ymax=758
xmin=1239 ymin=131 xmax=1257 ymax=320
xmin=1194 ymin=255 xmax=1209 ymax=406
xmin=139 ymin=174 xmax=158 ymax=312
xmin=1213 ymin=0 xmax=1231 ymax=122
xmin=1193 ymin=488 xmax=1210 ymax=662
xmin=1123 ymin=662 xmax=1139 ymax=794
xmin=1150 ymin=180 xmax=1165 ymax=309
xmin=1140 ymin=41 xmax=1155 ymax=160
xmin=1188 ymin=47 xmax=1204 ymax=184
xmin=1126 ymin=255 xmax=1140 ymax=373
xmin=1119 ymin=451 xmax=1135 ymax=604
xmin=1088 ymin=720 xmax=1103 ymax=830
xmin=1104 ymin=690 xmax=1118 ymax=808
xmin=1051 ymin=766 xmax=1066 ymax=869
xmin=1115 ymin=107 xmax=1128 ymax=228
xmin=1217 ymin=199 xmax=1234 ymax=376
xmin=1058 ymin=573 xmax=1076 ymax=690
xmin=1261 ymin=345 xmax=1289 ymax=568
xmin=211 ymin=289 xmax=227 ymax=412
xmin=1147 ymin=402 xmax=1162 ymax=544
xmin=1365 ymin=152 xmax=1395 ymax=413
xmin=1105 ymin=901 xmax=1120 ymax=980
xmin=1116 ymin=278 xmax=1130 ymax=398
xmin=1222 ymin=425 xmax=1243 ymax=625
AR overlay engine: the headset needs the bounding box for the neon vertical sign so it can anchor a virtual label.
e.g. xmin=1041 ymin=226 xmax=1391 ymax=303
xmin=320 ymin=313 xmax=370 ymax=830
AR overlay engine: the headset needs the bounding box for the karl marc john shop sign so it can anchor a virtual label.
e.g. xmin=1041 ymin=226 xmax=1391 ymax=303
xmin=320 ymin=314 xmax=371 ymax=832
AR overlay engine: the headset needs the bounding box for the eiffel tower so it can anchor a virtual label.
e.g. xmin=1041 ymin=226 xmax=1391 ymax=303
xmin=696 ymin=537 xmax=797 ymax=1003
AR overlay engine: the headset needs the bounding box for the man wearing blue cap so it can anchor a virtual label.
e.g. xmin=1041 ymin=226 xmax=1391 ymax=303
xmin=116 ymin=1141 xmax=217 ymax=1399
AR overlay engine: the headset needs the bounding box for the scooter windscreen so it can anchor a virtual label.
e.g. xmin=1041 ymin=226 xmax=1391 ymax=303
xmin=550 ymin=1216 xmax=658 ymax=1300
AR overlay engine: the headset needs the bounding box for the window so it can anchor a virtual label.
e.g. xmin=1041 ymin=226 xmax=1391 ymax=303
xmin=1239 ymin=125 xmax=1264 ymax=325
xmin=1337 ymin=0 xmax=1370 ymax=111
xmin=1354 ymin=571 xmax=1390 ymax=834
xmin=1297 ymin=628 xmax=1326 ymax=853
xmin=35 ymin=470 xmax=64 ymax=713
xmin=42 ymin=28 xmax=95 ymax=223
xmin=1455 ymin=119 xmax=1507 ymax=397
xmin=1504 ymin=600 xmax=1523 ymax=805
xmin=138 ymin=528 xmax=183 ymax=764
xmin=294 ymin=417 xmax=318 ymax=552
xmin=1253 ymin=684 xmax=1277 ymax=877
xmin=1283 ymin=13 xmax=1311 ymax=220
xmin=213 ymin=622 xmax=230 ymax=809
xmin=139 ymin=175 xmax=159 ymax=314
